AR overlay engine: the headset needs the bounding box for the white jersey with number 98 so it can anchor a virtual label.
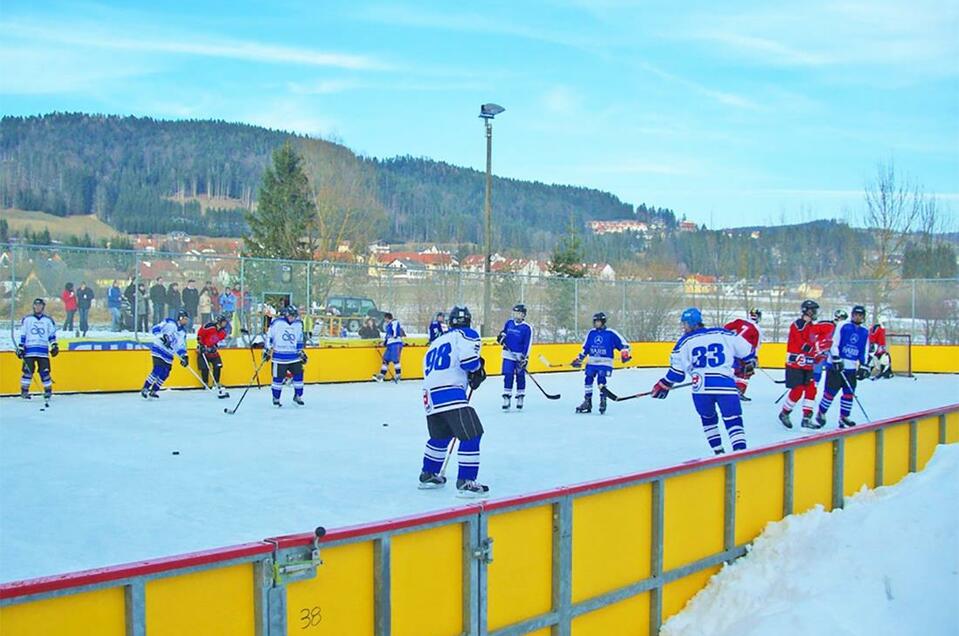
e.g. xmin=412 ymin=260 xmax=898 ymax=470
xmin=422 ymin=327 xmax=482 ymax=414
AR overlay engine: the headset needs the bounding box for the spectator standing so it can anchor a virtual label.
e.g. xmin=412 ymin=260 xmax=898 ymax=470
xmin=107 ymin=280 xmax=123 ymax=331
xmin=198 ymin=285 xmax=213 ymax=325
xmin=136 ymin=283 xmax=150 ymax=332
xmin=149 ymin=277 xmax=166 ymax=324
xmin=358 ymin=317 xmax=380 ymax=339
xmin=208 ymin=282 xmax=221 ymax=315
xmin=61 ymin=283 xmax=77 ymax=333
xmin=182 ymin=280 xmax=199 ymax=332
xmin=166 ymin=282 xmax=182 ymax=319
xmin=77 ymin=282 xmax=94 ymax=337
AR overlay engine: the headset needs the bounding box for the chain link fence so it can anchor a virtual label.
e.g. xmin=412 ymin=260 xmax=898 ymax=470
xmin=2 ymin=244 xmax=957 ymax=348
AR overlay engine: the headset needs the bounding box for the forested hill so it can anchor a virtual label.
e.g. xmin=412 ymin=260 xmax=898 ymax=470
xmin=0 ymin=113 xmax=657 ymax=250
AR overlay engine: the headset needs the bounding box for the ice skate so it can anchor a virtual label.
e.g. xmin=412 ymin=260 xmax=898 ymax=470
xmin=515 ymin=395 xmax=524 ymax=410
xmin=417 ymin=471 xmax=447 ymax=489
xmin=778 ymin=410 xmax=793 ymax=429
xmin=217 ymin=386 xmax=230 ymax=399
xmin=575 ymin=396 xmax=592 ymax=413
xmin=20 ymin=388 xmax=31 ymax=400
xmin=800 ymin=414 xmax=816 ymax=429
xmin=372 ymin=373 xmax=384 ymax=382
xmin=273 ymin=397 xmax=282 ymax=407
xmin=502 ymin=394 xmax=511 ymax=411
xmin=598 ymin=393 xmax=607 ymax=414
xmin=838 ymin=416 xmax=857 ymax=429
xmin=149 ymin=389 xmax=159 ymax=399
xmin=814 ymin=412 xmax=827 ymax=428
xmin=293 ymin=395 xmax=304 ymax=406
xmin=140 ymin=388 xmax=149 ymax=400
xmin=455 ymin=479 xmax=490 ymax=499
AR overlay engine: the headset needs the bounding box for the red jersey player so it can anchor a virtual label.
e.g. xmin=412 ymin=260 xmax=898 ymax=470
xmin=197 ymin=315 xmax=230 ymax=398
xmin=724 ymin=308 xmax=763 ymax=399
xmin=868 ymin=322 xmax=892 ymax=378
xmin=778 ymin=300 xmax=824 ymax=429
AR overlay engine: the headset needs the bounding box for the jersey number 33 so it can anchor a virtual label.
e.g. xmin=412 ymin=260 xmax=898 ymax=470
xmin=691 ymin=343 xmax=726 ymax=368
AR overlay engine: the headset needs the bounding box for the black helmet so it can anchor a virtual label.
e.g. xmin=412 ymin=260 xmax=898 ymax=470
xmin=592 ymin=312 xmax=607 ymax=327
xmin=851 ymin=305 xmax=866 ymax=322
xmin=512 ymin=303 xmax=527 ymax=315
xmin=176 ymin=309 xmax=189 ymax=321
xmin=435 ymin=311 xmax=445 ymax=319
xmin=801 ymin=300 xmax=819 ymax=319
xmin=283 ymin=304 xmax=298 ymax=318
xmin=33 ymin=297 xmax=45 ymax=307
xmin=748 ymin=307 xmax=762 ymax=323
xmin=214 ymin=314 xmax=228 ymax=324
xmin=448 ymin=305 xmax=471 ymax=328
xmin=833 ymin=308 xmax=848 ymax=321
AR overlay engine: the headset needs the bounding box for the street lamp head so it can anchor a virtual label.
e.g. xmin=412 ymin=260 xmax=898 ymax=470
xmin=479 ymin=103 xmax=505 ymax=119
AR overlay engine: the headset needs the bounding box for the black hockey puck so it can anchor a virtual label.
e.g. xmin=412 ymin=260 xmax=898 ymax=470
xmin=172 ymin=451 xmax=180 ymax=455
xmin=382 ymin=423 xmax=388 ymax=427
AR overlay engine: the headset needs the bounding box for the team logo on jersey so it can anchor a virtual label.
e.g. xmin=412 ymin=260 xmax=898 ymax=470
xmin=850 ymin=334 xmax=859 ymax=344
xmin=691 ymin=372 xmax=704 ymax=391
xmin=593 ymin=335 xmax=604 ymax=344
xmin=30 ymin=325 xmax=46 ymax=336
xmin=281 ymin=331 xmax=297 ymax=343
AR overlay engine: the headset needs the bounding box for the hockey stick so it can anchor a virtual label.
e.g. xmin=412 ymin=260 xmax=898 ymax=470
xmin=240 ymin=328 xmax=262 ymax=389
xmin=524 ymin=369 xmax=560 ymax=399
xmin=184 ymin=363 xmax=215 ymax=392
xmin=601 ymin=381 xmax=692 ymax=402
xmin=224 ymin=357 xmax=269 ymax=415
xmin=839 ymin=371 xmax=871 ymax=422
xmin=774 ymin=388 xmax=788 ymax=404
xmin=537 ymin=354 xmax=564 ymax=368
xmin=758 ymin=368 xmax=786 ymax=384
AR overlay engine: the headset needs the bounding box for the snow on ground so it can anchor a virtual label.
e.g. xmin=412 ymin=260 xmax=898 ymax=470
xmin=662 ymin=444 xmax=959 ymax=636
xmin=0 ymin=370 xmax=955 ymax=582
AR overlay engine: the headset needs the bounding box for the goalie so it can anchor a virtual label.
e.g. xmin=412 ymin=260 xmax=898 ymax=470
xmin=868 ymin=322 xmax=893 ymax=379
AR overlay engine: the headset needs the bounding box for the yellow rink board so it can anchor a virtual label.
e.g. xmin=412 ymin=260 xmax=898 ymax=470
xmin=734 ymin=453 xmax=784 ymax=545
xmin=663 ymin=467 xmax=724 ymax=571
xmin=843 ymin=432 xmax=877 ymax=497
xmin=0 ymin=586 xmax=126 ymax=635
xmin=661 ymin=565 xmax=721 ymax=623
xmin=145 ymin=563 xmax=255 ymax=636
xmin=572 ymin=483 xmax=652 ymax=603
xmin=390 ymin=523 xmax=463 ymax=636
xmin=946 ymin=412 xmax=959 ymax=443
xmin=882 ymin=423 xmax=911 ymax=485
xmin=487 ymin=505 xmax=554 ymax=631
xmin=792 ymin=442 xmax=834 ymax=514
xmin=285 ymin=541 xmax=375 ymax=635
xmin=916 ymin=417 xmax=940 ymax=470
xmin=571 ymin=593 xmax=650 ymax=636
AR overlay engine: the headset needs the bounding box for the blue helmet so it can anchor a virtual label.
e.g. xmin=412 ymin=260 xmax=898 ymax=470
xmin=680 ymin=307 xmax=703 ymax=328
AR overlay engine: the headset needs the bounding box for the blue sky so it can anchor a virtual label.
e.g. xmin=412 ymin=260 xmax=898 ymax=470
xmin=1 ymin=0 xmax=957 ymax=228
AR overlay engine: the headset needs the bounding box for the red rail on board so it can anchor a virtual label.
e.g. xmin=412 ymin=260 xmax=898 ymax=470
xmin=2 ymin=403 xmax=954 ymax=601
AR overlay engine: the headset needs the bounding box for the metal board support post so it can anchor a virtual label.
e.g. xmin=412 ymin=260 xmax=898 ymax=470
xmin=252 ymin=558 xmax=275 ymax=636
xmin=551 ymin=496 xmax=573 ymax=636
xmin=476 ymin=513 xmax=490 ymax=636
xmin=831 ymin=438 xmax=845 ymax=511
xmin=909 ymin=419 xmax=918 ymax=473
xmin=133 ymin=253 xmax=141 ymax=342
xmin=124 ymin=580 xmax=146 ymax=636
xmin=723 ymin=463 xmax=736 ymax=556
xmin=573 ymin=279 xmax=579 ymax=337
xmin=939 ymin=414 xmax=948 ymax=444
xmin=9 ymin=245 xmax=16 ymax=338
xmin=374 ymin=536 xmax=391 ymax=636
xmin=648 ymin=478 xmax=665 ymax=635
xmin=783 ymin=449 xmax=794 ymax=516
xmin=875 ymin=428 xmax=885 ymax=487
xmin=462 ymin=518 xmax=480 ymax=636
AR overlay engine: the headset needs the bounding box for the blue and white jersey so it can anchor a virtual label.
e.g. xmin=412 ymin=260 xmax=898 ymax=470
xmin=829 ymin=321 xmax=869 ymax=368
xmin=579 ymin=328 xmax=630 ymax=369
xmin=267 ymin=317 xmax=305 ymax=363
xmin=422 ymin=327 xmax=482 ymax=414
xmin=150 ymin=319 xmax=186 ymax=363
xmin=665 ymin=327 xmax=755 ymax=394
xmin=428 ymin=320 xmax=448 ymax=342
xmin=383 ymin=319 xmax=405 ymax=346
xmin=500 ymin=319 xmax=533 ymax=362
xmin=19 ymin=314 xmax=57 ymax=358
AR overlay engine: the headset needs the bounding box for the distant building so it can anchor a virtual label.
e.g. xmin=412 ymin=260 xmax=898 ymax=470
xmin=679 ymin=221 xmax=699 ymax=232
xmin=588 ymin=220 xmax=649 ymax=235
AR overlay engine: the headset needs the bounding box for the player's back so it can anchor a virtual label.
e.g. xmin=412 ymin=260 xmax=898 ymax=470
xmin=671 ymin=328 xmax=752 ymax=392
xmin=422 ymin=327 xmax=481 ymax=414
xmin=724 ymin=318 xmax=760 ymax=350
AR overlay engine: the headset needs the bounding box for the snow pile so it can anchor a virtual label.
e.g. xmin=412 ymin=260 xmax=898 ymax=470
xmin=662 ymin=444 xmax=959 ymax=635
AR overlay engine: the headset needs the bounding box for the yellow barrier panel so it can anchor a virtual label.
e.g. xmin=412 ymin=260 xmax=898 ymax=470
xmin=285 ymin=541 xmax=374 ymax=635
xmin=487 ymin=505 xmax=553 ymax=631
xmin=916 ymin=417 xmax=940 ymax=470
xmin=145 ymin=562 xmax=255 ymax=636
xmin=571 ymin=594 xmax=650 ymax=636
xmin=843 ymin=432 xmax=877 ymax=497
xmin=882 ymin=423 xmax=910 ymax=485
xmin=0 ymin=585 xmax=126 ymax=635
xmin=663 ymin=467 xmax=724 ymax=571
xmin=390 ymin=523 xmax=463 ymax=636
xmin=793 ymin=443 xmax=833 ymax=514
xmin=572 ymin=483 xmax=652 ymax=603
xmin=946 ymin=412 xmax=959 ymax=443
xmin=734 ymin=453 xmax=785 ymax=545
xmin=661 ymin=565 xmax=721 ymax=623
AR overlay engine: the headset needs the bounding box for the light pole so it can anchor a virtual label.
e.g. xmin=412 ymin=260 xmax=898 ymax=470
xmin=480 ymin=103 xmax=504 ymax=336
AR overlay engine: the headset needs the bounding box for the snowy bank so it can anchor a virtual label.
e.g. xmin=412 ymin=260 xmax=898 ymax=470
xmin=662 ymin=444 xmax=959 ymax=636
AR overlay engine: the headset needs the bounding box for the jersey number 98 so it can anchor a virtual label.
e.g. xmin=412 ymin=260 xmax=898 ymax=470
xmin=425 ymin=343 xmax=452 ymax=375
xmin=691 ymin=343 xmax=726 ymax=368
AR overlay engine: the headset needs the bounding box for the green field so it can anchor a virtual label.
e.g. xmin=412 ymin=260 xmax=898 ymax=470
xmin=1 ymin=208 xmax=123 ymax=241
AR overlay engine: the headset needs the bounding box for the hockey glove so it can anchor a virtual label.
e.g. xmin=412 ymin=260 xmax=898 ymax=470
xmin=299 ymin=351 xmax=309 ymax=365
xmin=651 ymin=380 xmax=672 ymax=399
xmin=15 ymin=345 xmax=24 ymax=359
xmin=262 ymin=349 xmax=272 ymax=363
xmin=832 ymin=358 xmax=844 ymax=372
xmin=468 ymin=357 xmax=487 ymax=390
xmin=179 ymin=354 xmax=189 ymax=367
xmin=856 ymin=367 xmax=869 ymax=381
xmin=517 ymin=356 xmax=528 ymax=371
xmin=571 ymin=355 xmax=584 ymax=368
xmin=741 ymin=359 xmax=756 ymax=377
xmin=620 ymin=350 xmax=632 ymax=364
xmin=496 ymin=331 xmax=506 ymax=346
xmin=50 ymin=343 xmax=59 ymax=357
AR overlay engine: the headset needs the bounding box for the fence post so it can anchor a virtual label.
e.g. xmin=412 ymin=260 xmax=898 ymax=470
xmin=573 ymin=279 xmax=579 ymax=337
xmin=134 ymin=252 xmax=141 ymax=342
xmin=306 ymin=262 xmax=312 ymax=317
xmin=9 ymin=245 xmax=16 ymax=338
xmin=911 ymin=279 xmax=916 ymax=342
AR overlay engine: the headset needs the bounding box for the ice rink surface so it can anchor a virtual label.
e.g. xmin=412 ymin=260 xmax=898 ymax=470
xmin=1 ymin=369 xmax=955 ymax=581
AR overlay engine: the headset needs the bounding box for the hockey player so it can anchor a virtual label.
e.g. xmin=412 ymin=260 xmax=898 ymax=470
xmin=262 ymin=305 xmax=306 ymax=406
xmin=141 ymin=310 xmax=189 ymax=399
xmin=815 ymin=305 xmax=870 ymax=428
xmin=197 ymin=314 xmax=230 ymax=398
xmin=428 ymin=312 xmax=448 ymax=342
xmin=16 ymin=298 xmax=58 ymax=401
xmin=651 ymin=308 xmax=755 ymax=455
xmin=374 ymin=312 xmax=405 ymax=382
xmin=812 ymin=309 xmax=847 ymax=386
xmin=723 ymin=308 xmax=763 ymax=399
xmin=571 ymin=312 xmax=631 ymax=414
xmin=868 ymin=322 xmax=892 ymax=379
xmin=418 ymin=305 xmax=490 ymax=498
xmin=497 ymin=304 xmax=533 ymax=411
xmin=778 ymin=300 xmax=826 ymax=429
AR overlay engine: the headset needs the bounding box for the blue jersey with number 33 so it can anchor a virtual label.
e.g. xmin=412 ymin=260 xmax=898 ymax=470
xmin=422 ymin=327 xmax=482 ymax=414
xmin=665 ymin=327 xmax=755 ymax=394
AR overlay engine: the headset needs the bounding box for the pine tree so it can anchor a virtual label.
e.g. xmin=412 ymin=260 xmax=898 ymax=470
xmin=245 ymin=143 xmax=317 ymax=259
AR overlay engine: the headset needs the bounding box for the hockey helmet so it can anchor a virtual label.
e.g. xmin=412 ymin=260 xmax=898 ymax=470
xmin=801 ymin=300 xmax=820 ymax=319
xmin=680 ymin=307 xmax=703 ymax=329
xmin=448 ymin=305 xmax=471 ymax=328
xmin=283 ymin=304 xmax=299 ymax=318
xmin=214 ymin=313 xmax=229 ymax=325
xmin=748 ymin=307 xmax=762 ymax=323
xmin=851 ymin=305 xmax=866 ymax=323
xmin=175 ymin=309 xmax=190 ymax=323
xmin=592 ymin=312 xmax=607 ymax=328
xmin=32 ymin=297 xmax=45 ymax=313
xmin=512 ymin=304 xmax=527 ymax=321
xmin=435 ymin=311 xmax=445 ymax=320
xmin=833 ymin=308 xmax=848 ymax=321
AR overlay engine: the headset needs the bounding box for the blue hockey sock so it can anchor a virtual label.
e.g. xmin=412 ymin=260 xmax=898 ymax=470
xmin=701 ymin=414 xmax=723 ymax=452
xmin=457 ymin=436 xmax=481 ymax=481
xmin=422 ymin=437 xmax=452 ymax=474
xmin=723 ymin=415 xmax=746 ymax=451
